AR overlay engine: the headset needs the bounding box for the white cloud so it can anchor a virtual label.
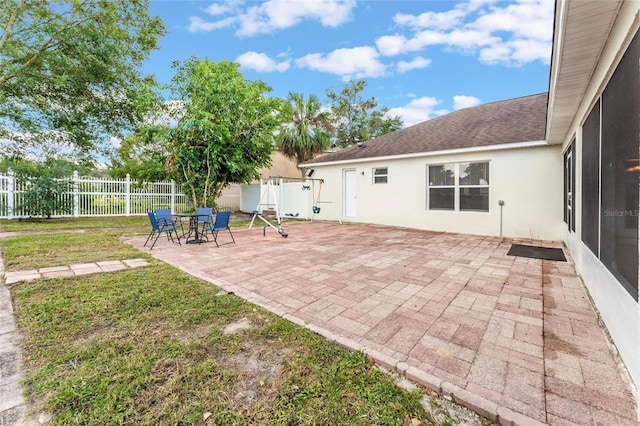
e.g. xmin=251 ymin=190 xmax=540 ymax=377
xmin=236 ymin=0 xmax=356 ymax=36
xmin=376 ymin=35 xmax=408 ymax=57
xmin=472 ymin=0 xmax=552 ymax=41
xmin=453 ymin=95 xmax=481 ymax=110
xmin=236 ymin=51 xmax=290 ymax=72
xmin=477 ymin=36 xmax=551 ymax=65
xmin=396 ymin=56 xmax=431 ymax=74
xmin=205 ymin=1 xmax=242 ymax=16
xmin=387 ymin=0 xmax=553 ymax=66
xmin=393 ymin=7 xmax=467 ymax=31
xmin=447 ymin=29 xmax=499 ymax=50
xmin=391 ymin=0 xmax=496 ymax=31
xmin=378 ymin=29 xmax=498 ymax=57
xmin=296 ymin=46 xmax=386 ymax=79
xmin=187 ymin=16 xmax=235 ymax=32
xmin=387 ymin=97 xmax=447 ymax=128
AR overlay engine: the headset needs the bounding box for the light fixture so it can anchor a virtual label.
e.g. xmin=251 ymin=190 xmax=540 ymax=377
xmin=305 ymin=168 xmax=315 ymax=177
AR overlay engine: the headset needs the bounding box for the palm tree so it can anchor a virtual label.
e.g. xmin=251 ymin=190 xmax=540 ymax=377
xmin=276 ymin=92 xmax=333 ymax=176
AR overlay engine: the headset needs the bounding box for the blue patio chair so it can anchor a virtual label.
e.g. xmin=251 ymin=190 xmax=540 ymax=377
xmin=203 ymin=210 xmax=236 ymax=247
xmin=196 ymin=207 xmax=213 ymax=241
xmin=144 ymin=211 xmax=181 ymax=250
xmin=155 ymin=208 xmax=184 ymax=236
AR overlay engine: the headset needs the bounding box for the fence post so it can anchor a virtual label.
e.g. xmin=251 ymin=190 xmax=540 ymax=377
xmin=170 ymin=180 xmax=176 ymax=213
xmin=125 ymin=174 xmax=131 ymax=216
xmin=7 ymin=169 xmax=14 ymax=220
xmin=73 ymin=171 xmax=79 ymax=217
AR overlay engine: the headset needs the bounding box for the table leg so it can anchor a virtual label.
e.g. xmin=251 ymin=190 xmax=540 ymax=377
xmin=186 ymin=215 xmax=206 ymax=244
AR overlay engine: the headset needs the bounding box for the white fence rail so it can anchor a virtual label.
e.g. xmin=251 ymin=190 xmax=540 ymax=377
xmin=0 ymin=172 xmax=241 ymax=219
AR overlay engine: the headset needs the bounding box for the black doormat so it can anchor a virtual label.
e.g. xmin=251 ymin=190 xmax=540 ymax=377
xmin=507 ymin=244 xmax=567 ymax=262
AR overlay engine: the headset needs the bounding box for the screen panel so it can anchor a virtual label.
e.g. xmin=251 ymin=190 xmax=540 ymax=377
xmin=582 ymin=101 xmax=600 ymax=256
xmin=601 ymin=31 xmax=639 ymax=300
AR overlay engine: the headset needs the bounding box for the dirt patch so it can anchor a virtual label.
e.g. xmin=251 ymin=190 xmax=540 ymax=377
xmin=223 ymin=317 xmax=253 ymax=335
xmin=225 ymin=344 xmax=294 ymax=410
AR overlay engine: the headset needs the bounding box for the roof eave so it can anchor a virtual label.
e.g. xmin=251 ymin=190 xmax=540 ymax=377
xmin=302 ymin=140 xmax=549 ymax=168
xmin=546 ymin=0 xmax=624 ymax=145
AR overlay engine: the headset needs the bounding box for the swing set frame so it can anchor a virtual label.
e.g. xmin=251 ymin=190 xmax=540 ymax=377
xmin=249 ymin=175 xmax=340 ymax=237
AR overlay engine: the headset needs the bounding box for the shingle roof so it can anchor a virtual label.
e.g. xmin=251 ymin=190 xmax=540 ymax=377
xmin=305 ymin=92 xmax=548 ymax=165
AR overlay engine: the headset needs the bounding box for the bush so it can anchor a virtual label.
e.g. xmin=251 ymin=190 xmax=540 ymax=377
xmin=17 ymin=176 xmax=73 ymax=218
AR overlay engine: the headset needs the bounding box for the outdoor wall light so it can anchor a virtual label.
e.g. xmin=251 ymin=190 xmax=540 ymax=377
xmin=305 ymin=169 xmax=315 ymax=178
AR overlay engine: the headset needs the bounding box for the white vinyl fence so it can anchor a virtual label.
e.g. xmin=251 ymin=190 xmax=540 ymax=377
xmin=0 ymin=171 xmax=241 ymax=219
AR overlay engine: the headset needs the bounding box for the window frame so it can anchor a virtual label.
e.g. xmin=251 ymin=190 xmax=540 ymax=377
xmin=458 ymin=161 xmax=490 ymax=212
xmin=427 ymin=161 xmax=490 ymax=212
xmin=427 ymin=163 xmax=456 ymax=210
xmin=372 ymin=167 xmax=388 ymax=184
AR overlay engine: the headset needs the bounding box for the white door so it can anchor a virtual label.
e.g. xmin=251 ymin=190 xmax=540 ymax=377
xmin=343 ymin=169 xmax=356 ymax=217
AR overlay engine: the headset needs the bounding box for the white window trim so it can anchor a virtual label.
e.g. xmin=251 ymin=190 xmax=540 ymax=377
xmin=372 ymin=167 xmax=388 ymax=184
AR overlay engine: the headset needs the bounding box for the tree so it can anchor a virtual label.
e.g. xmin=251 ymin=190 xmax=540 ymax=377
xmin=109 ymin=125 xmax=172 ymax=183
xmin=326 ymin=80 xmax=403 ymax=148
xmin=0 ymin=0 xmax=166 ymax=157
xmin=276 ymin=92 xmax=333 ymax=176
xmin=0 ymin=154 xmax=95 ymax=177
xmin=165 ymin=58 xmax=284 ymax=208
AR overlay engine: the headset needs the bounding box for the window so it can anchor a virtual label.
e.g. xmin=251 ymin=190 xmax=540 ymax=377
xmin=373 ymin=167 xmax=388 ymax=184
xmin=428 ymin=164 xmax=455 ymax=210
xmin=427 ymin=162 xmax=489 ymax=212
xmin=601 ymin=30 xmax=639 ymax=300
xmin=459 ymin=162 xmax=489 ymax=211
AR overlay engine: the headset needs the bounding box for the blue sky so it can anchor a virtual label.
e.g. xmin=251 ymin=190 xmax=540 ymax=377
xmin=145 ymin=0 xmax=555 ymax=128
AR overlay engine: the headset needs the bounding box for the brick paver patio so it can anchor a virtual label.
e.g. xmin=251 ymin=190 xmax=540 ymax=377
xmin=127 ymin=221 xmax=639 ymax=425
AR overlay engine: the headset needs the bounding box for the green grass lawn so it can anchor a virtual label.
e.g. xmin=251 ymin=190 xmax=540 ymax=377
xmin=0 ymin=214 xmax=253 ymax=233
xmin=2 ymin=232 xmax=150 ymax=271
xmin=1 ymin=218 xmax=478 ymax=425
xmin=0 ymin=216 xmax=150 ymax=232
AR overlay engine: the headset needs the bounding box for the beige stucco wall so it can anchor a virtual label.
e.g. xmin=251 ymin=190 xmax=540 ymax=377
xmin=309 ymin=143 xmax=563 ymax=241
xmin=256 ymin=151 xmax=301 ymax=180
xmin=557 ymin=1 xmax=640 ymax=394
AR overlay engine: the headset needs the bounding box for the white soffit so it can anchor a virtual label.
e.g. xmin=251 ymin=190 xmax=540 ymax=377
xmin=546 ymin=0 xmax=623 ymax=145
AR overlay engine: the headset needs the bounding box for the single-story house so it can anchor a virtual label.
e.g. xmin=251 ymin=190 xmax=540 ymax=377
xmin=302 ymin=0 xmax=640 ymax=395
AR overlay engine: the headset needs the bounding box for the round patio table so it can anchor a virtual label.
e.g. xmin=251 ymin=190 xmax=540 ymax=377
xmin=175 ymin=212 xmax=210 ymax=244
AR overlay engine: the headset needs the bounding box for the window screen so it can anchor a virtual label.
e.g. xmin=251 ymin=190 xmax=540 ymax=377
xmin=600 ymin=31 xmax=639 ymax=300
xmin=459 ymin=162 xmax=489 ymax=212
xmin=428 ymin=164 xmax=455 ymax=210
xmin=582 ymin=101 xmax=600 ymax=256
